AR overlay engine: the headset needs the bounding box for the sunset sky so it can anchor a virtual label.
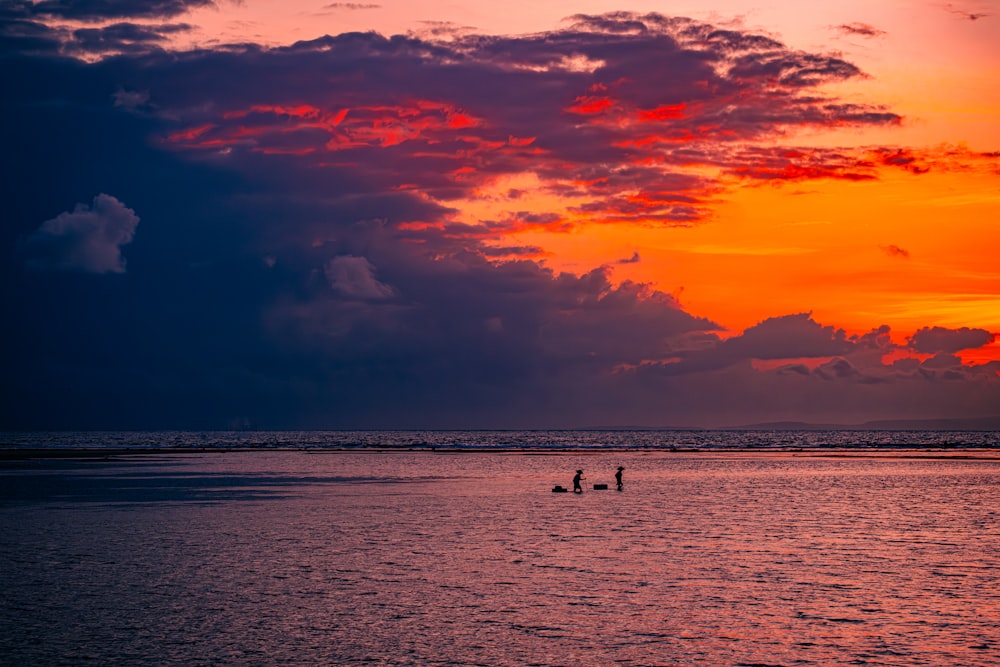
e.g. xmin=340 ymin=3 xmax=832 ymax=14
xmin=2 ymin=0 xmax=998 ymax=428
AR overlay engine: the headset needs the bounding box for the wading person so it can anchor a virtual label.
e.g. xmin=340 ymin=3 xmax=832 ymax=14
xmin=615 ymin=466 xmax=624 ymax=491
xmin=573 ymin=469 xmax=584 ymax=493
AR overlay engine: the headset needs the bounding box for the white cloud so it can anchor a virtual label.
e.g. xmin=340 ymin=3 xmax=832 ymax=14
xmin=23 ymin=194 xmax=139 ymax=273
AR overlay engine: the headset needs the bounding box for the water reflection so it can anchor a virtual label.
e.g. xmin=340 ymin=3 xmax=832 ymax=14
xmin=1 ymin=451 xmax=998 ymax=665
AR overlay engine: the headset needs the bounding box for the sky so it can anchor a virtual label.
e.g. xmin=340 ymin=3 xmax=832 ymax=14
xmin=1 ymin=0 xmax=999 ymax=429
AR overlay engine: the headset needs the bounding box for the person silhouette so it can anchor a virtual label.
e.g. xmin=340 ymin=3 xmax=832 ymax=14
xmin=573 ymin=469 xmax=584 ymax=493
xmin=615 ymin=466 xmax=624 ymax=491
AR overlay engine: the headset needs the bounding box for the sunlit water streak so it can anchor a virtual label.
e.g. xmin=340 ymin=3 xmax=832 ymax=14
xmin=2 ymin=451 xmax=999 ymax=666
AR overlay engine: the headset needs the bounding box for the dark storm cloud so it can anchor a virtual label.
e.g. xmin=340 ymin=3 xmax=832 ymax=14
xmin=719 ymin=314 xmax=854 ymax=360
xmin=0 ymin=4 xmax=201 ymax=56
xmin=7 ymin=0 xmax=215 ymax=21
xmin=648 ymin=313 xmax=856 ymax=376
xmin=0 ymin=17 xmax=63 ymax=54
xmin=260 ymin=239 xmax=724 ymax=427
xmin=642 ymin=319 xmax=997 ymax=393
xmin=3 ymin=11 xmax=999 ymax=428
xmin=908 ymin=326 xmax=996 ymax=354
xmin=69 ymin=22 xmax=193 ymax=54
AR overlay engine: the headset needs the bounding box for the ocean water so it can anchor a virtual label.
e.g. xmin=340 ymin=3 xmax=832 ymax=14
xmin=2 ymin=428 xmax=1000 ymax=450
xmin=2 ymin=449 xmax=999 ymax=666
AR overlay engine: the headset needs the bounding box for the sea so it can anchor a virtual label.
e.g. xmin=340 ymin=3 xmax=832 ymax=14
xmin=2 ymin=430 xmax=999 ymax=666
xmin=2 ymin=428 xmax=1000 ymax=450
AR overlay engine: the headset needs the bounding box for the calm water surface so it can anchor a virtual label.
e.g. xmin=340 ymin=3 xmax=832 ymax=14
xmin=3 ymin=428 xmax=999 ymax=450
xmin=2 ymin=451 xmax=999 ymax=666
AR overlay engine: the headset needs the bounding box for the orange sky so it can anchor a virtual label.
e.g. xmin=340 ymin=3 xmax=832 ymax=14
xmin=507 ymin=169 xmax=1000 ymax=360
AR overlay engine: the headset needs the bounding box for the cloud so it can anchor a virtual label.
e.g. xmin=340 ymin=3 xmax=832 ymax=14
xmin=69 ymin=21 xmax=192 ymax=55
xmin=147 ymin=13 xmax=910 ymax=233
xmin=728 ymin=314 xmax=853 ymax=359
xmin=260 ymin=242 xmax=726 ymax=426
xmin=941 ymin=3 xmax=993 ymax=21
xmin=324 ymin=255 xmax=395 ymax=300
xmin=112 ymin=87 xmax=151 ymax=110
xmin=3 ymin=12 xmax=1000 ymax=429
xmin=908 ymin=326 xmax=995 ymax=353
xmin=643 ymin=313 xmax=854 ymax=377
xmin=479 ymin=244 xmax=545 ymax=258
xmin=0 ymin=2 xmax=203 ymax=56
xmin=323 ymin=2 xmax=380 ymax=9
xmin=21 ymin=194 xmax=139 ymax=273
xmin=814 ymin=357 xmax=862 ymax=380
xmin=15 ymin=0 xmax=215 ymax=21
xmin=835 ymin=23 xmax=887 ymax=38
xmin=880 ymin=244 xmax=910 ymax=259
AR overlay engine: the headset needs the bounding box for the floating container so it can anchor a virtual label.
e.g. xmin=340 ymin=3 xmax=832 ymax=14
xmin=593 ymin=483 xmax=608 ymax=490
xmin=552 ymin=485 xmax=568 ymax=493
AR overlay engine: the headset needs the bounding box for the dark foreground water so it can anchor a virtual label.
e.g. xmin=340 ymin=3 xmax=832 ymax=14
xmin=2 ymin=450 xmax=999 ymax=666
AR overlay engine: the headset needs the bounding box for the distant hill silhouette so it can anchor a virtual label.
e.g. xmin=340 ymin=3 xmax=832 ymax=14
xmin=735 ymin=416 xmax=1000 ymax=431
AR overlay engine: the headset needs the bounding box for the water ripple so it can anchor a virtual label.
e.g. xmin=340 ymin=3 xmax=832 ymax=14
xmin=2 ymin=451 xmax=999 ymax=666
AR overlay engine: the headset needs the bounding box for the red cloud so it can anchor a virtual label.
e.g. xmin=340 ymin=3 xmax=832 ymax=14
xmin=637 ymin=103 xmax=687 ymax=122
xmin=566 ymin=95 xmax=614 ymax=115
xmin=155 ymin=12 xmax=996 ymax=238
xmin=169 ymin=99 xmax=486 ymax=155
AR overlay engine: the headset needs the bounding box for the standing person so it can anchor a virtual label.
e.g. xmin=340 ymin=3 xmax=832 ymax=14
xmin=615 ymin=466 xmax=624 ymax=491
xmin=573 ymin=469 xmax=584 ymax=493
